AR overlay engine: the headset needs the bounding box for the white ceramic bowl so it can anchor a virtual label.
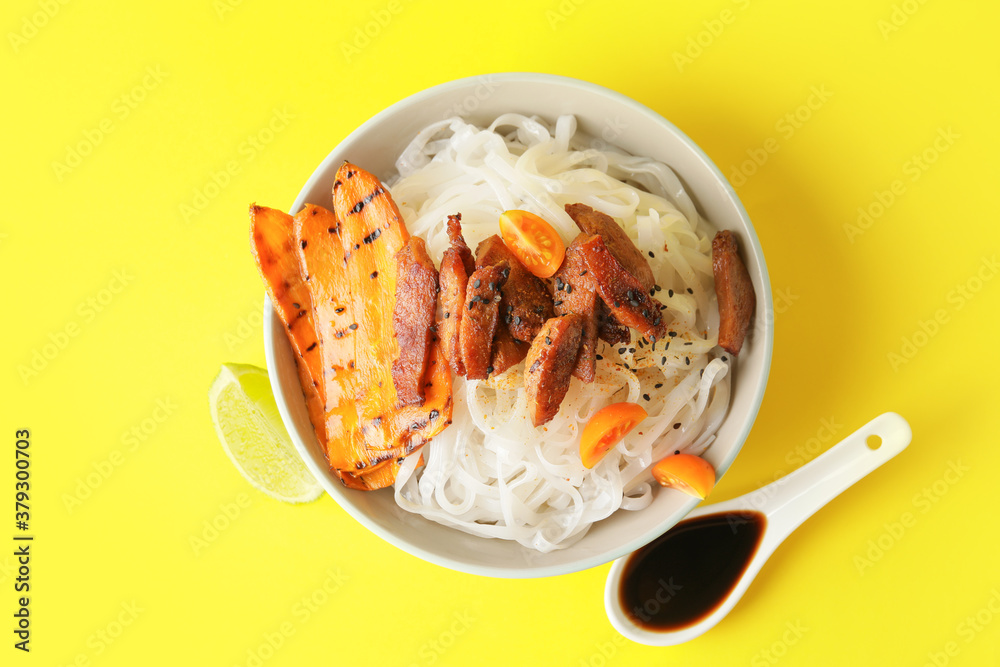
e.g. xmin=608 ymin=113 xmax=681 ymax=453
xmin=264 ymin=73 xmax=773 ymax=578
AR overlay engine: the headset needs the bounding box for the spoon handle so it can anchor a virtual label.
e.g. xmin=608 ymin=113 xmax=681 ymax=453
xmin=708 ymin=412 xmax=912 ymax=540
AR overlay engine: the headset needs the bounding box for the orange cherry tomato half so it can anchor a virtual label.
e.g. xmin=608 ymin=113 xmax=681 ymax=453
xmin=651 ymin=453 xmax=716 ymax=500
xmin=498 ymin=210 xmax=566 ymax=279
xmin=580 ymin=402 xmax=648 ymax=469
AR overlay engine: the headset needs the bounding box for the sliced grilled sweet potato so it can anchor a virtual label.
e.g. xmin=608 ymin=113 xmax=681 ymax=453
xmin=383 ymin=339 xmax=453 ymax=451
xmin=579 ymin=235 xmax=669 ymax=341
xmin=292 ymin=203 xmax=362 ymax=473
xmin=249 ymin=204 xmax=324 ymax=404
xmin=552 ymin=234 xmax=599 ymax=383
xmin=293 ymin=204 xmax=355 ymax=409
xmin=476 ymin=235 xmax=553 ymax=343
xmin=332 ymin=162 xmax=409 ymax=428
xmin=437 ymin=215 xmax=473 ymax=376
xmin=712 ymin=230 xmax=756 ymax=355
xmin=459 ymin=262 xmax=508 ymax=380
xmin=524 ymin=314 xmax=585 ymax=427
xmin=392 ymin=237 xmax=439 ymax=407
xmin=294 ymin=346 xmax=328 ymax=446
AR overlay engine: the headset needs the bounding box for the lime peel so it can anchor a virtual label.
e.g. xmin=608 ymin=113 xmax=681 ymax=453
xmin=209 ymin=363 xmax=322 ymax=503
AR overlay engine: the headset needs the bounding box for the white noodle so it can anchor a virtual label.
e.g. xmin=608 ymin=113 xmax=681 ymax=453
xmin=389 ymin=115 xmax=731 ymax=552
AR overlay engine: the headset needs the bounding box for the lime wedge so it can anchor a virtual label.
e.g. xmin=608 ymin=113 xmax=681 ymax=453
xmin=209 ymin=363 xmax=322 ymax=503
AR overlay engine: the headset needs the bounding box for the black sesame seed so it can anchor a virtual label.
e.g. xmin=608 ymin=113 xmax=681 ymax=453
xmin=596 ymin=354 xmax=603 ymax=360
xmin=629 ymin=347 xmax=635 ymax=354
xmin=648 ymin=251 xmax=655 ymax=258
xmin=687 ymin=288 xmax=694 ymax=294
xmin=661 ymin=356 xmax=667 ymax=364
xmin=474 ymin=279 xmax=481 ymax=288
xmin=685 ymin=357 xmax=690 ymax=365
xmin=565 ymin=284 xmax=573 ymax=294
xmin=629 ymin=299 xmax=640 ymax=307
xmin=554 ymin=300 xmax=563 ymax=307
xmin=486 ymin=366 xmax=494 ymax=375
xmin=643 ymin=393 xmax=650 ymax=401
xmin=545 ymin=336 xmax=552 ymax=345
xmin=649 ymin=288 xmax=656 ymax=296
xmin=370 ymin=271 xmax=378 ymax=279
xmin=444 ymin=312 xmax=450 ymax=319
xmin=618 ymin=347 xmax=627 ymax=354
xmin=654 ymin=383 xmax=663 ymax=389
xmin=349 ymin=323 xmax=358 ymax=330
xmin=668 ymin=289 xmax=674 ymax=297
xmin=468 ymin=302 xmax=474 ymax=311
xmin=669 ymin=331 xmax=678 ymax=338
xmin=674 ymin=450 xmax=680 ymax=455
xmin=489 ymin=282 xmax=496 ymax=290
xmin=654 ymin=284 xmax=662 ymax=292
xmin=306 ymin=342 xmax=317 ymax=351
xmin=642 ymin=309 xmax=649 ymax=319
xmin=673 ymin=423 xmax=681 ymax=430
xmin=614 ymin=301 xmax=621 ymax=307
xmin=335 ymin=307 xmax=345 ymax=314
xmin=513 ymin=316 xmax=521 ymax=325
xmin=300 ymin=240 xmax=308 ymax=249
xmin=580 ymin=269 xmax=588 ymax=276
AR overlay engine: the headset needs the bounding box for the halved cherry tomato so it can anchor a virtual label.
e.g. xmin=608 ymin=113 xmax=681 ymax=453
xmin=652 ymin=453 xmax=716 ymax=499
xmin=498 ymin=210 xmax=566 ymax=279
xmin=580 ymin=402 xmax=648 ymax=468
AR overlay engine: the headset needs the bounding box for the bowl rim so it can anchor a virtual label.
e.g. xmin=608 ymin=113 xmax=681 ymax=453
xmin=264 ymin=72 xmax=773 ymax=578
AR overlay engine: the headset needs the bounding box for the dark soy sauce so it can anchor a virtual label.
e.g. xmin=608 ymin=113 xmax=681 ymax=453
xmin=619 ymin=511 xmax=767 ymax=631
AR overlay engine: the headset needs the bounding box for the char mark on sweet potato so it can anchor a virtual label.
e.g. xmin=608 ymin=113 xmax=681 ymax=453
xmin=552 ymin=234 xmax=599 ymax=383
xmin=476 ymin=235 xmax=554 ymax=343
xmin=490 ymin=323 xmax=530 ymax=376
xmin=524 ymin=314 xmax=585 ymax=427
xmin=712 ymin=230 xmax=756 ymax=356
xmin=458 ymin=262 xmax=509 ymax=380
xmin=446 ymin=213 xmax=476 ymax=276
xmin=579 ymin=235 xmax=668 ymax=341
xmin=392 ymin=236 xmax=439 ymax=407
xmin=566 ymin=203 xmax=654 ymax=290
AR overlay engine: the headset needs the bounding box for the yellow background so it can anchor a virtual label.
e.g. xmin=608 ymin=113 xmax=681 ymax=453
xmin=3 ymin=0 xmax=999 ymax=664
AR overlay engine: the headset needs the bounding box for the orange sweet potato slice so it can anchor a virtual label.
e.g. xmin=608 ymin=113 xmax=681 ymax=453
xmin=332 ymin=162 xmax=410 ymax=429
xmin=249 ymin=204 xmax=324 ymax=405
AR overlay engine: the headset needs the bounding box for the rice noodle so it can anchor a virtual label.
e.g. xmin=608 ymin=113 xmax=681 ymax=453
xmin=388 ymin=114 xmax=731 ymax=552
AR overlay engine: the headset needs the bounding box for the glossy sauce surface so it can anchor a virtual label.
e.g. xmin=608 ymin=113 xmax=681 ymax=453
xmin=619 ymin=511 xmax=766 ymax=631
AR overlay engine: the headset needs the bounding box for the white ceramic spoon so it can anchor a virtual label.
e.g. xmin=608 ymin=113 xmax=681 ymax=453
xmin=604 ymin=411 xmax=912 ymax=646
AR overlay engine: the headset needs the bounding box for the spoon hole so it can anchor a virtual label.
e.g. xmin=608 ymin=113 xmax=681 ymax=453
xmin=866 ymin=435 xmax=882 ymax=450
